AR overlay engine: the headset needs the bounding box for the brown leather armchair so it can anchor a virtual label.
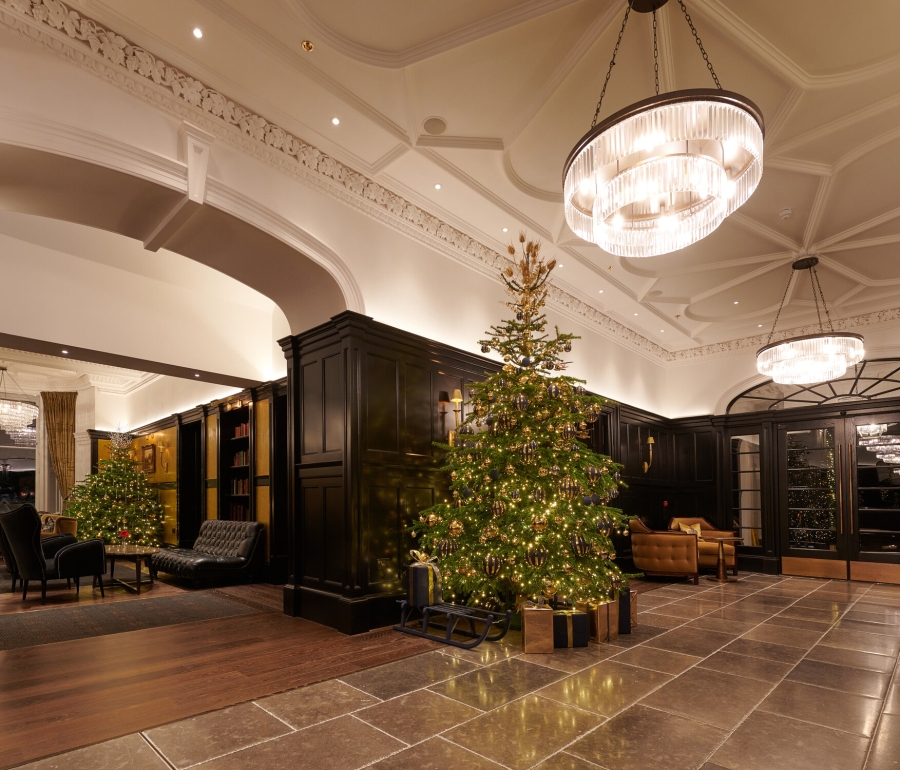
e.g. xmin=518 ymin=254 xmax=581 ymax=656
xmin=40 ymin=514 xmax=78 ymax=539
xmin=629 ymin=518 xmax=700 ymax=584
xmin=668 ymin=517 xmax=737 ymax=576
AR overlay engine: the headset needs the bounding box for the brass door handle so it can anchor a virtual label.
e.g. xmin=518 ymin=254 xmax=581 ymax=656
xmin=837 ymin=443 xmax=843 ymax=536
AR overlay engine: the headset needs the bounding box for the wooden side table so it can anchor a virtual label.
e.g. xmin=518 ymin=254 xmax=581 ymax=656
xmin=705 ymin=537 xmax=742 ymax=583
xmin=103 ymin=545 xmax=160 ymax=594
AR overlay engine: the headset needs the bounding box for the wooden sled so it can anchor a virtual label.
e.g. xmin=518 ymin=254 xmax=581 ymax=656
xmin=393 ymin=600 xmax=513 ymax=649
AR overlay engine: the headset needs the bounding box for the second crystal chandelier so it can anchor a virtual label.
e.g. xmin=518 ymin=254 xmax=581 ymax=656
xmin=563 ymin=0 xmax=764 ymax=258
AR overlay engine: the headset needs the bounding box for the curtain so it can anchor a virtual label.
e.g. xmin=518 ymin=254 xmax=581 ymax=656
xmin=41 ymin=391 xmax=77 ymax=504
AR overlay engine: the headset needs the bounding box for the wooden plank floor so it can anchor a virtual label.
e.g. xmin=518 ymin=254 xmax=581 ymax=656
xmin=0 ymin=599 xmax=437 ymax=768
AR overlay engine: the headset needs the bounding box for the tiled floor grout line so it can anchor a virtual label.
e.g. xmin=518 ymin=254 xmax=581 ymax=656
xmin=693 ymin=579 xmax=879 ymax=770
xmin=348 ymin=713 xmax=411 ymax=747
xmin=861 ymin=620 xmax=900 ymax=769
xmin=528 ymin=575 xmax=810 ymax=769
xmin=138 ymin=732 xmax=178 ymax=770
xmin=249 ymin=701 xmax=298 ymax=731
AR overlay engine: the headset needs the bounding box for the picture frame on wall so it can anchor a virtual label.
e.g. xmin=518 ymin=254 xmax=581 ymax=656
xmin=141 ymin=444 xmax=156 ymax=474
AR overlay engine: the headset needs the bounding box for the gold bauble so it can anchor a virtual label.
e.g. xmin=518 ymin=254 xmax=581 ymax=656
xmin=554 ymin=515 xmax=565 ymax=525
xmin=426 ymin=513 xmax=439 ymax=527
xmin=538 ymin=467 xmax=549 ymax=477
xmin=542 ymin=579 xmax=558 ymax=598
xmin=564 ymin=563 xmax=574 ymax=575
xmin=531 ymin=515 xmax=549 ymax=533
xmin=507 ymin=555 xmax=516 ymax=565
xmin=483 ymin=522 xmax=500 ymax=539
xmin=475 ymin=496 xmax=483 ymax=504
xmin=449 ymin=519 xmax=464 ymax=537
xmin=419 ymin=515 xmax=426 ymax=522
xmin=506 ymin=464 xmax=515 ymax=475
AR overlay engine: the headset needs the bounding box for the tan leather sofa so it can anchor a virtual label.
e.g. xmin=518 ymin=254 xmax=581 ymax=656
xmin=629 ymin=518 xmax=700 ymax=584
xmin=39 ymin=513 xmax=78 ymax=539
xmin=669 ymin=517 xmax=737 ymax=575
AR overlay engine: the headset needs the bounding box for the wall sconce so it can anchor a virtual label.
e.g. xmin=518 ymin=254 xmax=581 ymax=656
xmin=444 ymin=389 xmax=463 ymax=445
xmin=158 ymin=436 xmax=169 ymax=473
xmin=642 ymin=436 xmax=655 ymax=474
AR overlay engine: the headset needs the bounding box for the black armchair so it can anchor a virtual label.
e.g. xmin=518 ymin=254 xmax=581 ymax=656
xmin=0 ymin=505 xmax=107 ymax=604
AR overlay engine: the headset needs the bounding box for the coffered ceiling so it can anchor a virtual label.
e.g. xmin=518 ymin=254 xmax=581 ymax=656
xmin=73 ymin=0 xmax=900 ymax=352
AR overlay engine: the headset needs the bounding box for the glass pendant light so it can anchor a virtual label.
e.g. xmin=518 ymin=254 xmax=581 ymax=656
xmin=757 ymin=257 xmax=864 ymax=385
xmin=0 ymin=367 xmax=38 ymax=433
xmin=563 ymin=0 xmax=764 ymax=258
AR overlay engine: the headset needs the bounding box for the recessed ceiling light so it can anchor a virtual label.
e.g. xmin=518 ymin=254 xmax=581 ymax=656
xmin=598 ymin=290 xmax=604 ymax=294
xmin=331 ymin=117 xmax=340 ymax=125
xmin=195 ymin=373 xmax=200 ymax=378
xmin=660 ymin=329 xmax=665 ymax=332
xmin=734 ymin=301 xmax=739 ymax=305
xmin=634 ymin=313 xmax=638 ymax=316
xmin=61 ymin=350 xmax=68 ymax=354
xmin=192 ymin=27 xmax=203 ymax=39
xmin=558 ymin=264 xmax=564 ymax=268
xmin=758 ymin=324 xmax=763 ymax=327
xmin=502 ymin=227 xmax=508 ymax=233
xmin=434 ymin=184 xmax=442 ymax=190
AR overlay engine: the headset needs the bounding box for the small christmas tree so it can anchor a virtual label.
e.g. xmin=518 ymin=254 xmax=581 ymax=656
xmin=67 ymin=431 xmax=164 ymax=546
xmin=411 ymin=234 xmax=632 ymax=608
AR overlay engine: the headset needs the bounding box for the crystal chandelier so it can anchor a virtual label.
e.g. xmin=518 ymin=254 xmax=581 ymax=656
xmin=563 ymin=0 xmax=764 ymax=258
xmin=10 ymin=426 xmax=37 ymax=447
xmin=0 ymin=367 xmax=38 ymax=432
xmin=757 ymin=257 xmax=864 ymax=384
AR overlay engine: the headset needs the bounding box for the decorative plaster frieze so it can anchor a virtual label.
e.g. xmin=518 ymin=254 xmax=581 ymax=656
xmin=0 ymin=0 xmax=897 ymax=367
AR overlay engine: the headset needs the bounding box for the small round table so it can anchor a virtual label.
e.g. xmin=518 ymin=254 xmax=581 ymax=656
xmin=705 ymin=537 xmax=743 ymax=583
xmin=103 ymin=545 xmax=160 ymax=594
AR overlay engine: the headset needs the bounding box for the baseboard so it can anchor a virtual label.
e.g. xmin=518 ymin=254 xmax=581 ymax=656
xmin=282 ymin=584 xmax=403 ymax=634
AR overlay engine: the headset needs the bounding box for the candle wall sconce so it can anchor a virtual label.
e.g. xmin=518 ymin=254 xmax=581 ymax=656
xmin=642 ymin=436 xmax=655 ymax=474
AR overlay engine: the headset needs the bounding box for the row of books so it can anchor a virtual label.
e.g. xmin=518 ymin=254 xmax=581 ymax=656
xmin=232 ymin=450 xmax=248 ymax=467
xmin=227 ymin=503 xmax=250 ymax=521
xmin=230 ymin=478 xmax=250 ymax=495
xmin=233 ymin=423 xmax=249 ymax=438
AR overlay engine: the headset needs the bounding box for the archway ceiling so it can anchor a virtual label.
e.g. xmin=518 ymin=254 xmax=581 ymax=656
xmin=82 ymin=0 xmax=900 ymax=350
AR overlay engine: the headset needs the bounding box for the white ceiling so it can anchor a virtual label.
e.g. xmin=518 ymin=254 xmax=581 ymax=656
xmin=74 ymin=0 xmax=900 ymax=351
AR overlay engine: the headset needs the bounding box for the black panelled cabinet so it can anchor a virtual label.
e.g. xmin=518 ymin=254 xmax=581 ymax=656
xmin=281 ymin=311 xmax=502 ymax=634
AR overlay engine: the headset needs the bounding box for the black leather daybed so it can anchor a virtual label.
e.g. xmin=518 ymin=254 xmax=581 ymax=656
xmin=151 ymin=519 xmax=264 ymax=585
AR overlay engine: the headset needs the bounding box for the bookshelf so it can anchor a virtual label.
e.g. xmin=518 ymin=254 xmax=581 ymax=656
xmin=218 ymin=398 xmax=253 ymax=521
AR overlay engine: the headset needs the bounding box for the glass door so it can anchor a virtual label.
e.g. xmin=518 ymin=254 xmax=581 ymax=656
xmin=779 ymin=420 xmax=850 ymax=578
xmin=847 ymin=416 xmax=900 ymax=581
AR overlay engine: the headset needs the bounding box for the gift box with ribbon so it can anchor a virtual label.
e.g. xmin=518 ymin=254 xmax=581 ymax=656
xmin=575 ymin=600 xmax=618 ymax=643
xmin=520 ymin=600 xmax=554 ymax=654
xmin=553 ymin=609 xmax=589 ymax=648
xmin=407 ymin=550 xmax=442 ymax=608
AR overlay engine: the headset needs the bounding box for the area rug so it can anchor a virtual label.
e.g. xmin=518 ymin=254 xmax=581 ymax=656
xmin=0 ymin=592 xmax=259 ymax=650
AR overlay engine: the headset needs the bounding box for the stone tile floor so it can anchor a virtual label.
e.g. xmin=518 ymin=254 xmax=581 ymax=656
xmin=18 ymin=574 xmax=900 ymax=770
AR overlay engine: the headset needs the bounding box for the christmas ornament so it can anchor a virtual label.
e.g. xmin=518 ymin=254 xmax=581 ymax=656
xmin=491 ymin=500 xmax=506 ymax=516
xmin=426 ymin=513 xmax=439 ymax=527
xmin=532 ymin=515 xmax=549 ymax=533
xmin=449 ymin=520 xmax=464 ymax=537
xmin=532 ymin=486 xmax=546 ymax=502
xmin=570 ymin=534 xmax=590 ymax=557
xmin=521 ymin=440 xmax=538 ymax=464
xmin=526 ymin=546 xmax=549 ymax=567
xmin=483 ymin=522 xmax=500 ymax=539
xmin=483 ymin=554 xmax=502 ymax=577
xmin=513 ymin=393 xmax=529 ymax=411
xmin=559 ymin=477 xmax=580 ymax=500
xmin=547 ymin=383 xmax=560 ymax=398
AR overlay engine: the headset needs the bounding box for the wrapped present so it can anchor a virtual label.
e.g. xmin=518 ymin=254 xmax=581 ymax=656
xmin=618 ymin=589 xmax=632 ymax=635
xmin=407 ymin=550 xmax=442 ymax=608
xmin=630 ymin=590 xmax=638 ymax=627
xmin=576 ymin=600 xmax=617 ymax=643
xmin=521 ymin=602 xmax=554 ymax=654
xmin=553 ymin=610 xmax=589 ymax=648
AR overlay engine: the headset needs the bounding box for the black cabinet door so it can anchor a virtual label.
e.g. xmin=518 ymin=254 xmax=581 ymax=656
xmin=778 ymin=419 xmax=851 ymax=578
xmin=846 ymin=413 xmax=900 ymax=572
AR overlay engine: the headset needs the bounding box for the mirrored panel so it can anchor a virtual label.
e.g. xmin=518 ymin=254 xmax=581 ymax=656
xmin=786 ymin=428 xmax=836 ymax=550
xmin=856 ymin=421 xmax=900 ymax=554
xmin=731 ymin=434 xmax=761 ymax=547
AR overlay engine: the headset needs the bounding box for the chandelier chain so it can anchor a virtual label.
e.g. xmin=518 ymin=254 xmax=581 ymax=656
xmin=809 ymin=267 xmax=824 ymax=331
xmin=652 ymin=10 xmax=659 ymax=96
xmin=677 ymin=0 xmax=722 ymax=90
xmin=591 ymin=4 xmax=632 ymax=128
xmin=811 ymin=265 xmax=836 ymax=333
xmin=766 ymin=270 xmax=794 ymax=346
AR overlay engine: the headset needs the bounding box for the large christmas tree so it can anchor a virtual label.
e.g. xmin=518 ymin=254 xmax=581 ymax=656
xmin=67 ymin=431 xmax=164 ymax=546
xmin=411 ymin=234 xmax=631 ymax=608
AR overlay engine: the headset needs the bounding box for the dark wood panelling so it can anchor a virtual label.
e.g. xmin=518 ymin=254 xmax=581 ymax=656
xmin=366 ymin=353 xmax=400 ymax=453
xmin=696 ymin=431 xmax=715 ymax=481
xmin=301 ymin=361 xmax=323 ymax=457
xmin=323 ymin=353 xmax=343 ymax=453
xmin=404 ymin=364 xmax=434 ymax=457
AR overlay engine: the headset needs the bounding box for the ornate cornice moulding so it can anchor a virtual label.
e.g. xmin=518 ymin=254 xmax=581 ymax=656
xmin=0 ymin=0 xmax=894 ymax=368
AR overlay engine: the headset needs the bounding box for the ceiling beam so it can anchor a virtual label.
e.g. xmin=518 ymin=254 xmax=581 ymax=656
xmin=802 ymin=175 xmax=835 ymax=251
xmin=813 ymin=206 xmax=900 ymax=251
xmin=730 ymin=212 xmax=801 ymax=251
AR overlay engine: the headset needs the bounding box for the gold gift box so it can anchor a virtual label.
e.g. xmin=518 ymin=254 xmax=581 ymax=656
xmin=576 ymin=600 xmax=618 ymax=643
xmin=521 ymin=606 xmax=554 ymax=654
